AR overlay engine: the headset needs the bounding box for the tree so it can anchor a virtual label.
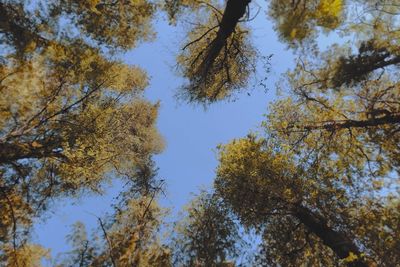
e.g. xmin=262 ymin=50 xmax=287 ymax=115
xmin=55 ymin=164 xmax=171 ymax=267
xmin=213 ymin=1 xmax=400 ymax=266
xmin=215 ymin=135 xmax=398 ymax=266
xmin=2 ymin=0 xmax=400 ymax=265
xmin=56 ymin=196 xmax=171 ymax=267
xmin=0 ymin=0 xmax=162 ymax=262
xmin=266 ymin=0 xmax=400 ymax=176
xmin=0 ymin=0 xmax=259 ymax=263
xmin=167 ymin=0 xmax=344 ymax=103
xmin=171 ymin=191 xmax=245 ymax=267
xmin=57 ymin=222 xmax=97 ymax=267
xmin=165 ymin=0 xmax=259 ymax=103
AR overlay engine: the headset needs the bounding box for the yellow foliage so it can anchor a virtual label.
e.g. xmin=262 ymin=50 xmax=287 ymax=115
xmin=315 ymin=0 xmax=343 ymax=29
xmin=342 ymin=252 xmax=358 ymax=263
xmin=269 ymin=0 xmax=344 ymax=44
xmin=317 ymin=0 xmax=342 ymax=17
xmin=2 ymin=244 xmax=49 ymax=267
xmin=290 ymin=29 xmax=297 ymax=39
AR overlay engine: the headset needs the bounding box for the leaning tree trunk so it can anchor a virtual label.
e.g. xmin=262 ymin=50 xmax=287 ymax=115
xmin=293 ymin=205 xmax=373 ymax=267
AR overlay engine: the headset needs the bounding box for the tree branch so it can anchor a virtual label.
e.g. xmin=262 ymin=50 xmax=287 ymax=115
xmin=303 ymin=113 xmax=400 ymax=132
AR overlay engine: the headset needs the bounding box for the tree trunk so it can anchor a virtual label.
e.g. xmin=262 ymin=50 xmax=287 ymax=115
xmin=293 ymin=205 xmax=371 ymax=267
xmin=199 ymin=0 xmax=251 ymax=76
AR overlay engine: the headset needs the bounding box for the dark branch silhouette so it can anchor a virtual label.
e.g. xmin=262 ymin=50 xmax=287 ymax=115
xmin=198 ymin=0 xmax=251 ymax=77
xmin=332 ymin=40 xmax=400 ymax=87
xmin=293 ymin=205 xmax=372 ymax=267
xmin=301 ymin=113 xmax=400 ymax=132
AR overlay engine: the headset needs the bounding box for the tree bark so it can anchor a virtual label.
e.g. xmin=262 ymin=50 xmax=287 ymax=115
xmin=199 ymin=0 xmax=251 ymax=76
xmin=293 ymin=205 xmax=371 ymax=267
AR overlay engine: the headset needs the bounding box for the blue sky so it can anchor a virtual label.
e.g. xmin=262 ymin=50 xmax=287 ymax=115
xmin=33 ymin=1 xmax=295 ymax=261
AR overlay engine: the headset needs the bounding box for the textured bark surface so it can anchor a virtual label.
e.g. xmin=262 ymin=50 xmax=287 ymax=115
xmin=293 ymin=205 xmax=371 ymax=267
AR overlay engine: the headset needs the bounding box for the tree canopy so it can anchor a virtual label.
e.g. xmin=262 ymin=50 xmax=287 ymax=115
xmin=214 ymin=0 xmax=400 ymax=266
xmin=1 ymin=0 xmax=400 ymax=266
xmin=1 ymin=0 xmax=162 ymax=263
